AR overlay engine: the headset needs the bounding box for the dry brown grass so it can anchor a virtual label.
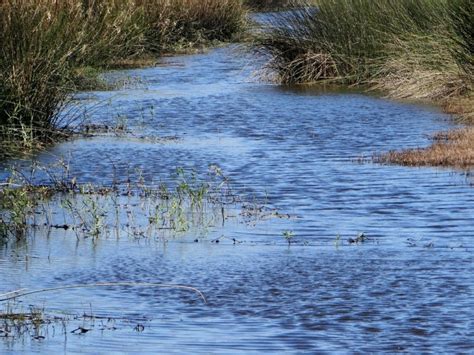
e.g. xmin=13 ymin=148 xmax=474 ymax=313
xmin=370 ymin=34 xmax=472 ymax=102
xmin=442 ymin=96 xmax=474 ymax=123
xmin=376 ymin=127 xmax=474 ymax=169
xmin=376 ymin=94 xmax=474 ymax=169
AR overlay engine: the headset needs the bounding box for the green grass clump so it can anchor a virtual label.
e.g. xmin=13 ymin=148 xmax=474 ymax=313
xmin=139 ymin=0 xmax=247 ymax=54
xmin=255 ymin=0 xmax=473 ymax=110
xmin=0 ymin=1 xmax=80 ymax=146
xmin=0 ymin=0 xmax=247 ymax=154
xmin=0 ymin=0 xmax=143 ymax=149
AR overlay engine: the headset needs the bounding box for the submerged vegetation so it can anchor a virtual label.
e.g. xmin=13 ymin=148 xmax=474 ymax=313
xmin=0 ymin=164 xmax=238 ymax=242
xmin=0 ymin=0 xmax=247 ymax=155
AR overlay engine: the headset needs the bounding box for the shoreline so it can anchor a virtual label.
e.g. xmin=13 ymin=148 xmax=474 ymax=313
xmin=376 ymin=94 xmax=473 ymax=169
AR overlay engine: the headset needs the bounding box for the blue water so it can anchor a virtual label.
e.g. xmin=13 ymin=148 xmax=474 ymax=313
xmin=1 ymin=45 xmax=473 ymax=353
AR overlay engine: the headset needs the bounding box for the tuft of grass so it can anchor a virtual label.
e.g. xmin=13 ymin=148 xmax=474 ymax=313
xmin=0 ymin=0 xmax=247 ymax=155
xmin=375 ymin=127 xmax=474 ymax=169
xmin=255 ymin=0 xmax=473 ymax=111
xmin=0 ymin=0 xmax=142 ymax=150
xmin=282 ymin=230 xmax=294 ymax=245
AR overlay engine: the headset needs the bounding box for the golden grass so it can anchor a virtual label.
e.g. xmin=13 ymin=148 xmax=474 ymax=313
xmin=442 ymin=96 xmax=474 ymax=123
xmin=376 ymin=127 xmax=474 ymax=169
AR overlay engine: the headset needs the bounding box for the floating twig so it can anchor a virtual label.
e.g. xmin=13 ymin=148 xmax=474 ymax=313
xmin=0 ymin=282 xmax=207 ymax=304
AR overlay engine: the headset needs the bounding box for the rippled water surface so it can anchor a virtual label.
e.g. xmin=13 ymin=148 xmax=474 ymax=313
xmin=1 ymin=45 xmax=473 ymax=353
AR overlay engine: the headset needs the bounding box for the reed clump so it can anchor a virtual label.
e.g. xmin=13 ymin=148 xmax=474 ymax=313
xmin=255 ymin=0 xmax=473 ymax=107
xmin=0 ymin=0 xmax=246 ymax=154
xmin=139 ymin=0 xmax=247 ymax=54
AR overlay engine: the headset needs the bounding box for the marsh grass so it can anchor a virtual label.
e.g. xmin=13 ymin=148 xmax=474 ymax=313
xmin=139 ymin=0 xmax=247 ymax=54
xmin=0 ymin=0 xmax=247 ymax=153
xmin=255 ymin=0 xmax=473 ymax=168
xmin=255 ymin=0 xmax=473 ymax=110
xmin=0 ymin=164 xmax=243 ymax=242
xmin=375 ymin=127 xmax=474 ymax=168
xmin=0 ymin=0 xmax=136 ymax=151
xmin=0 ymin=280 xmax=206 ymax=341
xmin=0 ymin=305 xmax=47 ymax=340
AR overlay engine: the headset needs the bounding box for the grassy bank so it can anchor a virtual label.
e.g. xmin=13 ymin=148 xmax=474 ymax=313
xmin=0 ymin=0 xmax=247 ymax=156
xmin=375 ymin=128 xmax=474 ymax=168
xmin=255 ymin=0 xmax=472 ymax=93
xmin=255 ymin=0 xmax=473 ymax=167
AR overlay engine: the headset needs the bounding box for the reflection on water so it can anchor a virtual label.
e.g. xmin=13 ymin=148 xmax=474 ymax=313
xmin=1 ymin=45 xmax=473 ymax=353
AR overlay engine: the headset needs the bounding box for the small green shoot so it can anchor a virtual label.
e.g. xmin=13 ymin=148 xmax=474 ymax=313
xmin=282 ymin=230 xmax=295 ymax=246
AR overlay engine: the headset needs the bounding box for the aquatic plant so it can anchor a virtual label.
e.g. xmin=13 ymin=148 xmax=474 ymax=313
xmin=282 ymin=230 xmax=295 ymax=245
xmin=0 ymin=281 xmax=205 ymax=340
xmin=347 ymin=232 xmax=368 ymax=244
xmin=0 ymin=164 xmax=243 ymax=242
xmin=375 ymin=127 xmax=474 ymax=168
xmin=0 ymin=167 xmax=54 ymax=239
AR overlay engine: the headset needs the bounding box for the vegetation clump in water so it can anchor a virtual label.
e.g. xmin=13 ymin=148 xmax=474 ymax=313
xmin=376 ymin=127 xmax=474 ymax=168
xmin=0 ymin=163 xmax=254 ymax=242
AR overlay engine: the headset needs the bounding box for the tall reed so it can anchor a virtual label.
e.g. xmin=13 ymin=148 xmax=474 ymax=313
xmin=0 ymin=0 xmax=247 ymax=152
xmin=255 ymin=0 xmax=473 ymax=109
xmin=0 ymin=1 xmax=80 ymax=145
xmin=0 ymin=0 xmax=144 ymax=147
xmin=138 ymin=0 xmax=247 ymax=53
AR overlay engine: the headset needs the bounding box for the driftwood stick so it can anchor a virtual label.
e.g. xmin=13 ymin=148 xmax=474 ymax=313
xmin=0 ymin=282 xmax=207 ymax=303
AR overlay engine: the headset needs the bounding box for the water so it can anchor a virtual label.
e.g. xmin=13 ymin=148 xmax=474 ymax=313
xmin=1 ymin=45 xmax=473 ymax=353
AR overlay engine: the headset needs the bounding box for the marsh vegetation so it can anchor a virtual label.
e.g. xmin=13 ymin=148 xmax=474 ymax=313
xmin=1 ymin=1 xmax=474 ymax=352
xmin=0 ymin=0 xmax=247 ymax=156
xmin=254 ymin=0 xmax=473 ymax=166
xmin=0 ymin=163 xmax=243 ymax=242
xmin=255 ymin=0 xmax=472 ymax=100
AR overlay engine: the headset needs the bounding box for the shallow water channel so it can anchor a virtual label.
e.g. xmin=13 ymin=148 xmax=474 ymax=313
xmin=1 ymin=45 xmax=474 ymax=353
